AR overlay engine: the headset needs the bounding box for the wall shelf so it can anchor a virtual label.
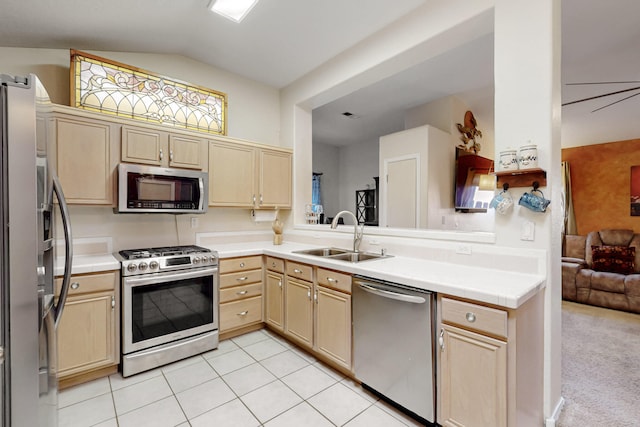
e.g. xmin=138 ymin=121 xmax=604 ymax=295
xmin=494 ymin=168 xmax=547 ymax=188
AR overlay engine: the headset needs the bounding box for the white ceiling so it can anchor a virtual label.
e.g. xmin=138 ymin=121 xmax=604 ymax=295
xmin=0 ymin=0 xmax=425 ymax=88
xmin=1 ymin=0 xmax=638 ymax=148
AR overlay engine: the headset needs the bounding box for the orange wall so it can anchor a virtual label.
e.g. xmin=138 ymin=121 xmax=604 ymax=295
xmin=562 ymin=138 xmax=640 ymax=235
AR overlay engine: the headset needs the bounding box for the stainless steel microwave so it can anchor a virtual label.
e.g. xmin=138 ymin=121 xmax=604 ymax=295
xmin=117 ymin=163 xmax=208 ymax=214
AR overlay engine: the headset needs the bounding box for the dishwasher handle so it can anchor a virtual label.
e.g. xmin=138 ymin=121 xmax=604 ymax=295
xmin=357 ymin=282 xmax=426 ymax=304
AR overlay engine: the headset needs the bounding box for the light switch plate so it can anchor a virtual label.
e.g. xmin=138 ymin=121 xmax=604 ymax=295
xmin=521 ymin=220 xmax=535 ymax=241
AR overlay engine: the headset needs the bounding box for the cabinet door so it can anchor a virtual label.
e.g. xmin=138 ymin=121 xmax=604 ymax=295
xmin=57 ymin=291 xmax=117 ymax=378
xmin=56 ymin=118 xmax=113 ymax=204
xmin=169 ymin=134 xmax=203 ymax=169
xmin=208 ymin=141 xmax=256 ymax=207
xmin=265 ymin=271 xmax=284 ymax=331
xmin=284 ymin=278 xmax=313 ymax=348
xmin=439 ymin=324 xmax=507 ymax=427
xmin=258 ymin=149 xmax=292 ymax=208
xmin=315 ymin=286 xmax=351 ymax=370
xmin=121 ymin=126 xmax=165 ymax=165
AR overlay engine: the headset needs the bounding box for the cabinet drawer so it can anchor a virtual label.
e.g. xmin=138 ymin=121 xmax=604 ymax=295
xmin=55 ymin=271 xmax=117 ymax=297
xmin=317 ymin=268 xmax=351 ymax=294
xmin=219 ymin=256 xmax=263 ymax=274
xmin=219 ymin=269 xmax=262 ymax=289
xmin=220 ymin=296 xmax=262 ymax=331
xmin=220 ymin=283 xmax=262 ymax=303
xmin=265 ymin=256 xmax=284 ymax=273
xmin=286 ymin=261 xmax=313 ymax=282
xmin=441 ymin=297 xmax=508 ymax=339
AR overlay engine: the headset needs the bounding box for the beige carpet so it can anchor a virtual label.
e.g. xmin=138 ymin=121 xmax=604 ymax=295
xmin=558 ymin=301 xmax=640 ymax=427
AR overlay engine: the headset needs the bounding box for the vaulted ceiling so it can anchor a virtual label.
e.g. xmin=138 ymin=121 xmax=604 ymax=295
xmin=1 ymin=0 xmax=638 ymax=148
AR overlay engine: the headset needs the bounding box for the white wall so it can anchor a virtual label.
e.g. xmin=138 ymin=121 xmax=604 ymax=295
xmin=338 ymin=140 xmax=379 ymax=222
xmin=0 ymin=47 xmax=281 ymax=146
xmin=312 ymin=140 xmax=379 ymax=222
xmin=312 ymin=142 xmax=340 ymax=221
xmin=494 ymin=0 xmax=562 ymax=422
xmin=405 ymin=95 xmax=496 ymax=160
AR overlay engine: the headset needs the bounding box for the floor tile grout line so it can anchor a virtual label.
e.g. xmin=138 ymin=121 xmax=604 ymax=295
xmin=59 ymin=330 xmax=419 ymax=427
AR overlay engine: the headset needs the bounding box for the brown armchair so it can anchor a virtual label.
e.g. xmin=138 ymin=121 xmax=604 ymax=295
xmin=562 ymin=229 xmax=640 ymax=314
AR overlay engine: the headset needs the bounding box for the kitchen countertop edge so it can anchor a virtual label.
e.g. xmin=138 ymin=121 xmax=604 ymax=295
xmin=213 ymin=242 xmax=545 ymax=309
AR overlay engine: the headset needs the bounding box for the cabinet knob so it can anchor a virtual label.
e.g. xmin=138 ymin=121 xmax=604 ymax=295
xmin=327 ymin=277 xmax=338 ymax=283
xmin=465 ymin=312 xmax=477 ymax=323
xmin=237 ymin=311 xmax=249 ymax=316
xmin=439 ymin=329 xmax=445 ymax=351
xmin=240 ymin=262 xmax=245 ymax=268
xmin=236 ymin=290 xmax=248 ymax=296
xmin=159 ymin=148 xmax=164 ymax=160
xmin=170 ymin=150 xmax=174 ymax=162
xmin=278 ymin=280 xmax=282 ymax=288
xmin=294 ymin=269 xmax=303 ymax=274
xmin=70 ymin=282 xmax=80 ymax=290
xmin=237 ymin=276 xmax=248 ymax=282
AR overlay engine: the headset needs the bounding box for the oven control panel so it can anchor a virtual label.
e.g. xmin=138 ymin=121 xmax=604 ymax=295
xmin=119 ymin=249 xmax=218 ymax=276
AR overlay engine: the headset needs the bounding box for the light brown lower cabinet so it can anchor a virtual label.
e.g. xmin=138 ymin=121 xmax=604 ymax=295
xmin=56 ymin=271 xmax=119 ymax=387
xmin=265 ymin=259 xmax=285 ymax=331
xmin=279 ymin=260 xmax=353 ymax=371
xmin=218 ymin=256 xmax=263 ymax=335
xmin=438 ymin=293 xmax=544 ymax=427
xmin=439 ymin=324 xmax=507 ymax=427
xmin=314 ymin=285 xmax=352 ymax=370
xmin=284 ymin=277 xmax=314 ymax=347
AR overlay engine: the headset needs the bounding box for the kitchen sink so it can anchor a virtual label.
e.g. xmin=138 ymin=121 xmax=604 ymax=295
xmin=293 ymin=247 xmax=351 ymax=257
xmin=327 ymin=252 xmax=389 ymax=262
xmin=293 ymin=247 xmax=390 ymax=263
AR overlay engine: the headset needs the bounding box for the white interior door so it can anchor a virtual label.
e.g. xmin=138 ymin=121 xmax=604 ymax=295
xmin=385 ymin=156 xmax=418 ymax=228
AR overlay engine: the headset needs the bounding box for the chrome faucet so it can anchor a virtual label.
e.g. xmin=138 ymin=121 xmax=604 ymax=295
xmin=331 ymin=210 xmax=364 ymax=253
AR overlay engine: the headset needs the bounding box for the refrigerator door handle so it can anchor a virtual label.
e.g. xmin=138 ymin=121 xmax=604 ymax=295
xmin=51 ymin=171 xmax=73 ymax=328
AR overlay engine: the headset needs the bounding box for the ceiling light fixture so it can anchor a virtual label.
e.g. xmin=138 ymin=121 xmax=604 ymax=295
xmin=208 ymin=0 xmax=259 ymax=23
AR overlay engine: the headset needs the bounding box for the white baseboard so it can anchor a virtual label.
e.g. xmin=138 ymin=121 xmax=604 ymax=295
xmin=545 ymin=396 xmax=565 ymax=427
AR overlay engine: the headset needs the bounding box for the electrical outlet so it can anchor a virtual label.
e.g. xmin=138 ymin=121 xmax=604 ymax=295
xmin=456 ymin=245 xmax=472 ymax=255
xmin=521 ymin=220 xmax=535 ymax=241
xmin=190 ymin=217 xmax=199 ymax=229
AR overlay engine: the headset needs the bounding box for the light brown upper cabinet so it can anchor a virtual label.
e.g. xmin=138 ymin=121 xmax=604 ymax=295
xmin=53 ymin=115 xmax=118 ymax=205
xmin=208 ymin=139 xmax=292 ymax=208
xmin=121 ymin=125 xmax=204 ymax=170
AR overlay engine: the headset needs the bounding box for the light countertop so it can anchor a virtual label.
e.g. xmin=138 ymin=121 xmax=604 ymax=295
xmin=57 ymin=241 xmax=545 ymax=309
xmin=208 ymin=241 xmax=545 ymax=309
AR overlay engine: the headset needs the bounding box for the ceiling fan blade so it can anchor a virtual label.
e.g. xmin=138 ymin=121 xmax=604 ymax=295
xmin=562 ymin=85 xmax=640 ymax=106
xmin=591 ymin=91 xmax=640 ymax=113
xmin=566 ymin=80 xmax=640 ymax=85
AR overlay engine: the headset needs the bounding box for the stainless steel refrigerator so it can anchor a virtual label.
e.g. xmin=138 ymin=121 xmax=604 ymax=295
xmin=0 ymin=74 xmax=73 ymax=426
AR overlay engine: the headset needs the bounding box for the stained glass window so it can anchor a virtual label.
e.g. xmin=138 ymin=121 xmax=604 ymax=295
xmin=70 ymin=50 xmax=227 ymax=135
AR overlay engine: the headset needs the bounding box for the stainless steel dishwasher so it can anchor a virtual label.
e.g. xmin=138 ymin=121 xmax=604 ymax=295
xmin=353 ymin=275 xmax=435 ymax=424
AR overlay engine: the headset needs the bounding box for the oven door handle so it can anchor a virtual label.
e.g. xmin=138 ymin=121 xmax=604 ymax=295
xmin=124 ymin=267 xmax=218 ymax=287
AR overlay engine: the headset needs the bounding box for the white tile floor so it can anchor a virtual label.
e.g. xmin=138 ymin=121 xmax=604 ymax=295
xmin=57 ymin=329 xmax=427 ymax=427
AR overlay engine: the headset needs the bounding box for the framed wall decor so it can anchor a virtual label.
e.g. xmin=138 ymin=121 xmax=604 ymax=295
xmin=70 ymin=49 xmax=227 ymax=135
xmin=631 ymin=165 xmax=640 ymax=216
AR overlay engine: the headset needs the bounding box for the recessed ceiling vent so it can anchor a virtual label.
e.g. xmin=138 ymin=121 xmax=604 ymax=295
xmin=342 ymin=112 xmax=360 ymax=119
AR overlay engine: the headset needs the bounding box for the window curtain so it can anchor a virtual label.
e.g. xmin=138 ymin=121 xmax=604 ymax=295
xmin=312 ymin=173 xmax=322 ymax=206
xmin=561 ymin=161 xmax=577 ymax=238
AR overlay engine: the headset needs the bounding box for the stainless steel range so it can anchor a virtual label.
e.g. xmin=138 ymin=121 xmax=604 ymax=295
xmin=116 ymin=245 xmax=219 ymax=377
